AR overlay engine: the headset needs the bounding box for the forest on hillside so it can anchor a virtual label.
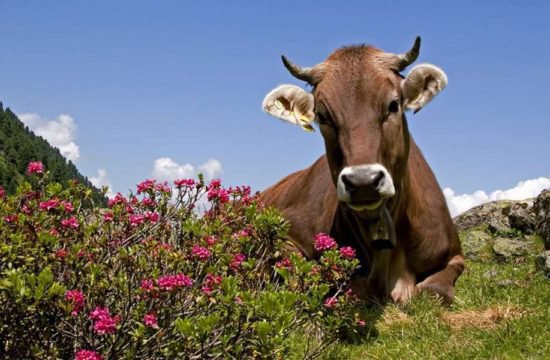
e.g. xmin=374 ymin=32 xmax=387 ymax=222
xmin=0 ymin=102 xmax=105 ymax=205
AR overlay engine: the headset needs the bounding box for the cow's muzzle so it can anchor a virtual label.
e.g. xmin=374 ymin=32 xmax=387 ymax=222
xmin=337 ymin=164 xmax=395 ymax=211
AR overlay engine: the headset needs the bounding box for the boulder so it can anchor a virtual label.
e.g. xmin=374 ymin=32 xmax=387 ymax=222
xmin=533 ymin=189 xmax=550 ymax=250
xmin=492 ymin=237 xmax=530 ymax=260
xmin=454 ymin=201 xmax=513 ymax=231
xmin=535 ymin=250 xmax=550 ymax=278
xmin=454 ymin=199 xmax=535 ymax=235
xmin=460 ymin=230 xmax=492 ymax=260
xmin=508 ymin=205 xmax=535 ymax=234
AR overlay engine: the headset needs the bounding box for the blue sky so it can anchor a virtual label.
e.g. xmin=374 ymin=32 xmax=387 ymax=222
xmin=1 ymin=1 xmax=549 ymax=211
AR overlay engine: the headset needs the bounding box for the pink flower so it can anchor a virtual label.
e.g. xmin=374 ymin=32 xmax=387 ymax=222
xmin=157 ymin=274 xmax=193 ymax=291
xmin=141 ymin=197 xmax=156 ymax=208
xmin=89 ymin=307 xmax=120 ymax=335
xmin=155 ymin=182 xmax=171 ymax=194
xmin=65 ymin=290 xmax=85 ymax=316
xmin=324 ymin=297 xmax=338 ymax=309
xmin=27 ymin=161 xmax=44 ymax=174
xmin=339 ymin=246 xmax=356 ymax=259
xmin=89 ymin=307 xmax=110 ymax=321
xmin=39 ymin=198 xmax=60 ymax=211
xmin=314 ymin=233 xmax=337 ymax=251
xmin=230 ymin=185 xmax=252 ymax=197
xmin=275 ymin=258 xmax=293 ymax=270
xmin=202 ymin=273 xmax=222 ymax=295
xmin=143 ymin=313 xmax=158 ymax=328
xmin=55 ymin=248 xmax=69 ymax=260
xmin=205 ymin=236 xmax=217 ymax=246
xmin=207 ymin=187 xmax=230 ymax=203
xmin=201 ymin=286 xmax=213 ymax=295
xmin=128 ymin=214 xmax=145 ymax=227
xmin=61 ymin=200 xmax=74 ymax=213
xmin=230 ymin=253 xmax=246 ymax=270
xmin=144 ymin=211 xmax=159 ymax=223
xmin=21 ymin=204 xmax=32 ymax=214
xmin=140 ymin=279 xmax=154 ymax=292
xmin=204 ymin=273 xmax=223 ymax=286
xmin=3 ymin=215 xmax=17 ymax=223
xmin=174 ymin=178 xmax=195 ymax=188
xmin=108 ymin=193 xmax=127 ymax=207
xmin=61 ymin=216 xmax=79 ymax=229
xmin=208 ymin=179 xmax=222 ymax=189
xmin=192 ymin=246 xmax=211 ymax=261
xmin=234 ymin=296 xmax=244 ymax=305
xmin=103 ymin=212 xmax=114 ymax=222
xmin=94 ymin=315 xmax=120 ymax=335
xmin=75 ymin=349 xmax=103 ymax=360
xmin=232 ymin=229 xmax=250 ymax=239
xmin=357 ymin=319 xmax=366 ymax=327
xmin=137 ymin=179 xmax=156 ymax=194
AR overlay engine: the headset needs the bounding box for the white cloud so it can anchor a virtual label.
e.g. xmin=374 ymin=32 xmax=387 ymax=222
xmin=198 ymin=159 xmax=223 ymax=179
xmin=18 ymin=113 xmax=80 ymax=162
xmin=89 ymin=168 xmax=115 ymax=198
xmin=444 ymin=177 xmax=550 ymax=217
xmin=152 ymin=157 xmax=223 ymax=182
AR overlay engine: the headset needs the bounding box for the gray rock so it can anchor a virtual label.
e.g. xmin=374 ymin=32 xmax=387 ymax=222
xmin=488 ymin=217 xmax=511 ymax=234
xmin=535 ymin=250 xmax=550 ymax=278
xmin=460 ymin=230 xmax=492 ymax=260
xmin=508 ymin=206 xmax=535 ymax=234
xmin=454 ymin=201 xmax=513 ymax=231
xmin=533 ymin=189 xmax=550 ymax=250
xmin=493 ymin=237 xmax=530 ymax=259
xmin=483 ymin=269 xmax=498 ymax=278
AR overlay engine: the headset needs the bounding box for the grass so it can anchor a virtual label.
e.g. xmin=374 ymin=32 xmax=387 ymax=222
xmin=290 ymin=246 xmax=550 ymax=359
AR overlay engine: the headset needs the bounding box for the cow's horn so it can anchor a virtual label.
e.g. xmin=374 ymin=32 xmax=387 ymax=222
xmin=395 ymin=36 xmax=421 ymax=71
xmin=281 ymin=55 xmax=316 ymax=83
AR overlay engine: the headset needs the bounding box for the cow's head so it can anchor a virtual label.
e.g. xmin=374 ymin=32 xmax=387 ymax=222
xmin=262 ymin=37 xmax=447 ymax=216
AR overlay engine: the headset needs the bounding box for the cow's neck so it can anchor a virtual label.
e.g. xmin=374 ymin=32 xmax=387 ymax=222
xmin=329 ymin=161 xmax=408 ymax=269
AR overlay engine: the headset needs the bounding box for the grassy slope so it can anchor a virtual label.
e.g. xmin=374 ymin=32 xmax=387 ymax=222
xmin=293 ymin=237 xmax=549 ymax=359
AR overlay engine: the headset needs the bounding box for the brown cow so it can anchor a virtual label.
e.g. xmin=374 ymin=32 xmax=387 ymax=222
xmin=260 ymin=37 xmax=464 ymax=304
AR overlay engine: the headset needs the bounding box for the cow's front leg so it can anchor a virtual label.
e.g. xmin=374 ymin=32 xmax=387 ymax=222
xmin=416 ymin=254 xmax=465 ymax=304
xmin=388 ymin=248 xmax=417 ymax=304
xmin=365 ymin=250 xmax=392 ymax=304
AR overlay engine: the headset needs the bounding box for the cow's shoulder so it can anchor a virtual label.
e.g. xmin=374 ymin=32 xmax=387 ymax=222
xmin=260 ymin=156 xmax=338 ymax=257
xmin=399 ymin=138 xmax=461 ymax=274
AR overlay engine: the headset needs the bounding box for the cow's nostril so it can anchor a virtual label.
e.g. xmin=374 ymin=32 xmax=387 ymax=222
xmin=341 ymin=174 xmax=355 ymax=192
xmin=367 ymin=170 xmax=384 ymax=189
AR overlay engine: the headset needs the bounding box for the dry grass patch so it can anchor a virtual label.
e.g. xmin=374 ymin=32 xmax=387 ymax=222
xmin=376 ymin=307 xmax=412 ymax=331
xmin=441 ymin=305 xmax=528 ymax=330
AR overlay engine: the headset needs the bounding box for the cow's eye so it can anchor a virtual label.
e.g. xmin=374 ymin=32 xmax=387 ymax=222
xmin=317 ymin=112 xmax=330 ymax=125
xmin=388 ymin=100 xmax=400 ymax=114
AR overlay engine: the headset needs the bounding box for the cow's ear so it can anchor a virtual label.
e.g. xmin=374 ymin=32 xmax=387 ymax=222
xmin=262 ymin=84 xmax=316 ymax=132
xmin=402 ymin=64 xmax=447 ymax=113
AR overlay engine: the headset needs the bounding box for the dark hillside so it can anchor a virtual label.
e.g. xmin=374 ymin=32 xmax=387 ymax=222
xmin=0 ymin=101 xmax=105 ymax=204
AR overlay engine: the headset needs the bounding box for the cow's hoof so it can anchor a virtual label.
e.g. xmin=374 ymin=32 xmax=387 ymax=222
xmin=416 ymin=281 xmax=454 ymax=305
xmin=390 ymin=279 xmax=417 ymax=305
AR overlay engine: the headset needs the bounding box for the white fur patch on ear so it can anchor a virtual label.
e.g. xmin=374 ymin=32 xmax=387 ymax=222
xmin=402 ymin=64 xmax=447 ymax=113
xmin=262 ymin=84 xmax=316 ymax=132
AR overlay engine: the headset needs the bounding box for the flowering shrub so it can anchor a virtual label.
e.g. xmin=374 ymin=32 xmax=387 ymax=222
xmin=0 ymin=162 xmax=364 ymax=359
